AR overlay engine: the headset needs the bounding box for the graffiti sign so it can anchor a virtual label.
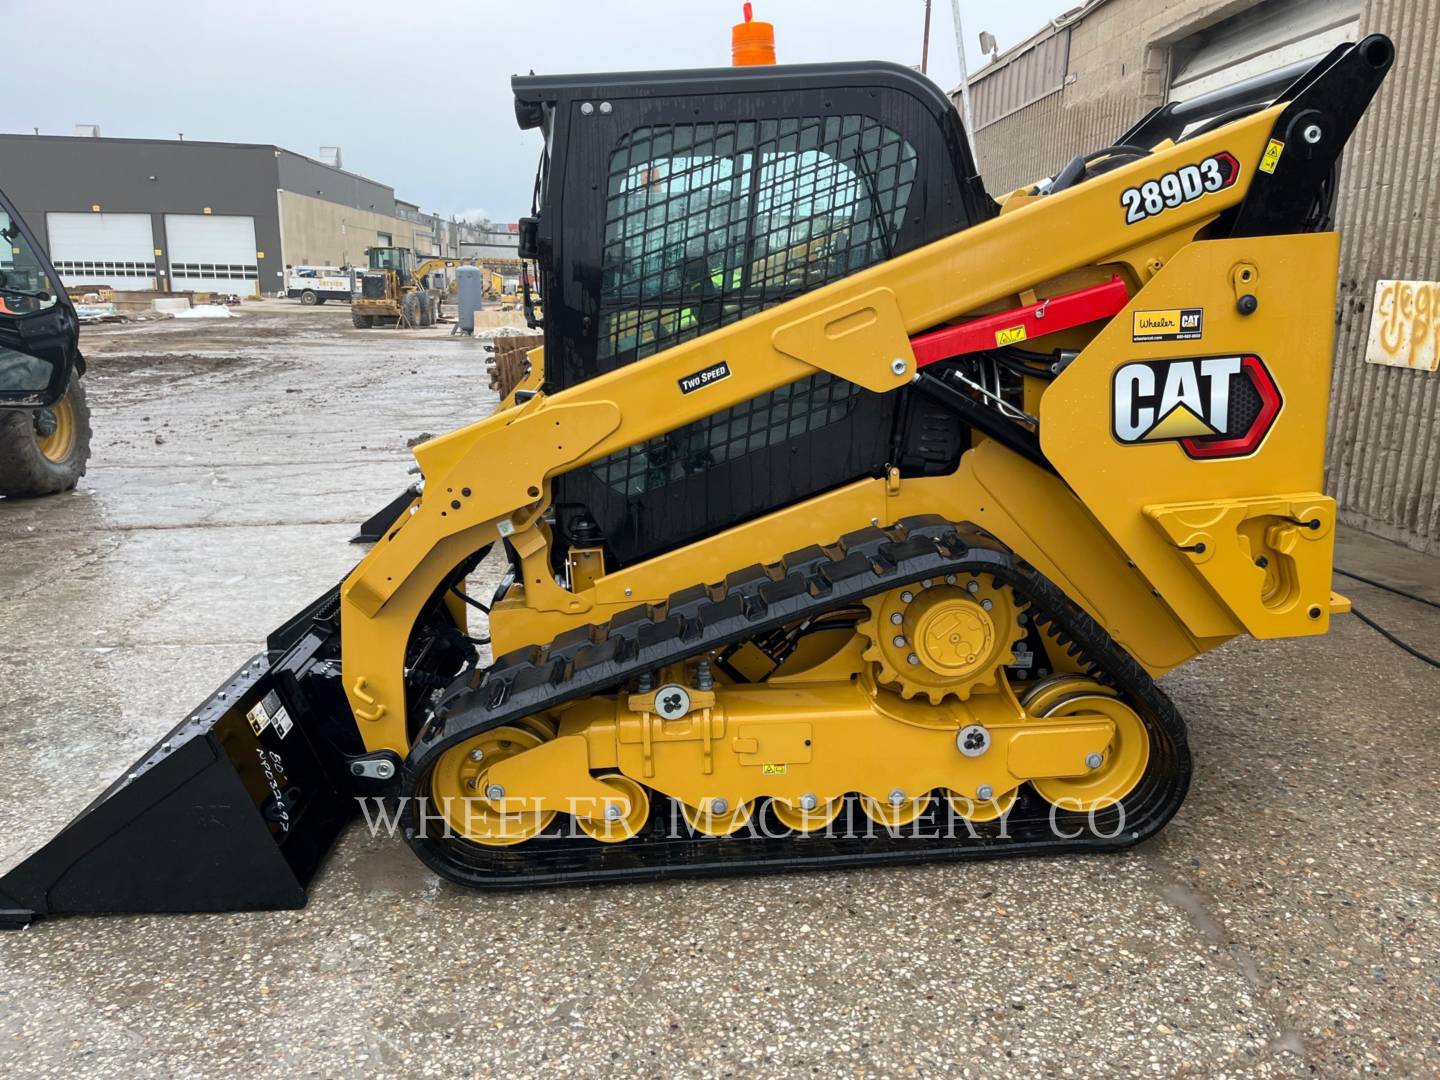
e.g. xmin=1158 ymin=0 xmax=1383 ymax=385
xmin=1366 ymin=279 xmax=1440 ymax=371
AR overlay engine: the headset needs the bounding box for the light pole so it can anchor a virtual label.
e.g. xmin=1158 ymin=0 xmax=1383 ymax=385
xmin=949 ymin=0 xmax=979 ymax=166
xmin=921 ymin=0 xmax=932 ymax=74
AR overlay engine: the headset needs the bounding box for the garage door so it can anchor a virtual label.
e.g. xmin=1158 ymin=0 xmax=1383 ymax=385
xmin=1170 ymin=0 xmax=1360 ymax=102
xmin=164 ymin=214 xmax=259 ymax=297
xmin=46 ymin=212 xmax=156 ymax=291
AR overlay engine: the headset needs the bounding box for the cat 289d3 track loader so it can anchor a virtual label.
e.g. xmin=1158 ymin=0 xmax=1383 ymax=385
xmin=0 ymin=36 xmax=1394 ymax=924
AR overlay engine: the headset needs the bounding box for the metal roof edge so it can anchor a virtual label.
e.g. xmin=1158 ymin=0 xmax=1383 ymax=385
xmin=954 ymin=0 xmax=1111 ymax=91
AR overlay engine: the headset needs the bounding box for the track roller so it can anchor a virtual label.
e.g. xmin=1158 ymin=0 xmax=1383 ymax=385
xmin=945 ymin=787 xmax=1020 ymax=822
xmin=1022 ymin=676 xmax=1150 ymax=811
xmin=575 ymin=773 xmax=651 ymax=843
xmin=681 ymin=798 xmax=756 ymax=837
xmin=770 ymin=796 xmax=844 ymax=833
xmin=859 ymin=792 xmax=933 ymax=827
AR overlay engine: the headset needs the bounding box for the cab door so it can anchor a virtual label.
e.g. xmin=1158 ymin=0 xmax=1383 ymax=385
xmin=0 ymin=188 xmax=81 ymax=409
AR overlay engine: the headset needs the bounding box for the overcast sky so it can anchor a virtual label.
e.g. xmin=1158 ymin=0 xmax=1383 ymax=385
xmin=5 ymin=1 xmax=1075 ymax=223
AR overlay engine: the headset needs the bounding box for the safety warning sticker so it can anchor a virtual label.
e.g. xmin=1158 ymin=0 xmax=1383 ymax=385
xmin=246 ymin=690 xmax=293 ymax=739
xmin=1259 ymin=139 xmax=1285 ymax=175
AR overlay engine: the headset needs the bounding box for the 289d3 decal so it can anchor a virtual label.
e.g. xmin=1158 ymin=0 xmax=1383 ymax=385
xmin=1120 ymin=152 xmax=1239 ymax=224
xmin=1112 ymin=354 xmax=1282 ymax=460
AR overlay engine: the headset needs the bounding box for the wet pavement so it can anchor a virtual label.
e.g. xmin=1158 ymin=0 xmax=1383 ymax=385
xmin=1 ymin=303 xmax=1437 ymax=1078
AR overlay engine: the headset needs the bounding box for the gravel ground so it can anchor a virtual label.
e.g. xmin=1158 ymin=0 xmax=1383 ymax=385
xmin=0 ymin=302 xmax=1436 ymax=1078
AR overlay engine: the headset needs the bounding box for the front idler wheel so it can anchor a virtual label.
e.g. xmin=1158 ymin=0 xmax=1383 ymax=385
xmin=428 ymin=725 xmax=556 ymax=846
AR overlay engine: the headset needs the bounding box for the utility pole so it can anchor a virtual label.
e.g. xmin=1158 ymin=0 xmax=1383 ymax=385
xmin=921 ymin=0 xmax=932 ymax=74
xmin=948 ymin=0 xmax=979 ymax=166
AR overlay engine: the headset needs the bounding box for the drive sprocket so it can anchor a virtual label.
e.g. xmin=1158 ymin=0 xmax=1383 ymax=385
xmin=858 ymin=573 xmax=1024 ymax=704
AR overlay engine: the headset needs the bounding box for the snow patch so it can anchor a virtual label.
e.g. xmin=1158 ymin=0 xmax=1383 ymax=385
xmin=174 ymin=305 xmax=235 ymax=319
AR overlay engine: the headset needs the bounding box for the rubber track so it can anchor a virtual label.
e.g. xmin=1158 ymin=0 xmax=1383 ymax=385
xmin=399 ymin=517 xmax=1192 ymax=889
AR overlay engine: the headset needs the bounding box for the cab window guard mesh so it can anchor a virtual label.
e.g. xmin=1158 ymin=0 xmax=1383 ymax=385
xmin=589 ymin=373 xmax=860 ymax=496
xmin=590 ymin=114 xmax=916 ymax=496
xmin=597 ymin=115 xmax=917 ymax=365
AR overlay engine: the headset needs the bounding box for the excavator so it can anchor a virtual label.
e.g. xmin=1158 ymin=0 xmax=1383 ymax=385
xmin=0 ymin=34 xmax=1395 ymax=923
xmin=351 ymin=248 xmax=484 ymax=328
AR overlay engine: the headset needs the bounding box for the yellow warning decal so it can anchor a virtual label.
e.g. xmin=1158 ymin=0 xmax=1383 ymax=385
xmin=761 ymin=763 xmax=787 ymax=776
xmin=1259 ymin=139 xmax=1285 ymax=174
xmin=995 ymin=325 xmax=1027 ymax=347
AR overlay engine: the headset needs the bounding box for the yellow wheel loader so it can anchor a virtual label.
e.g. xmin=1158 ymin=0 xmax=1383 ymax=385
xmin=0 ymin=191 xmax=90 ymax=499
xmin=0 ymin=36 xmax=1395 ymax=924
xmin=351 ymin=249 xmax=482 ymax=329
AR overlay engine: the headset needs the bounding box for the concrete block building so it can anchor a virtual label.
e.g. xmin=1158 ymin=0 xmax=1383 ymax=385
xmin=0 ymin=132 xmax=517 ymax=297
xmin=953 ymin=0 xmax=1440 ymax=553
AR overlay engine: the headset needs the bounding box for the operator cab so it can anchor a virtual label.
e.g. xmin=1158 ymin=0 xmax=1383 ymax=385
xmin=0 ymin=191 xmax=79 ymax=408
xmin=512 ymin=61 xmax=994 ymax=570
xmin=356 ymin=246 xmax=413 ymax=300
xmin=368 ymin=246 xmax=412 ymax=276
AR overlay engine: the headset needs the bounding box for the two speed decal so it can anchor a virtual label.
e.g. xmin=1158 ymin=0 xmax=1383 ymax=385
xmin=678 ymin=360 xmax=732 ymax=394
xmin=1121 ymin=152 xmax=1239 ymax=224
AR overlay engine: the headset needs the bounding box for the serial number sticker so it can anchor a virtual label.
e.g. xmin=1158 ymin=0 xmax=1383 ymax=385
xmin=1121 ymin=152 xmax=1238 ymax=224
xmin=1011 ymin=649 xmax=1035 ymax=670
xmin=1132 ymin=307 xmax=1203 ymax=342
xmin=995 ymin=325 xmax=1027 ymax=347
xmin=1259 ymin=139 xmax=1285 ymax=175
xmin=678 ymin=360 xmax=732 ymax=394
xmin=761 ymin=763 xmax=787 ymax=776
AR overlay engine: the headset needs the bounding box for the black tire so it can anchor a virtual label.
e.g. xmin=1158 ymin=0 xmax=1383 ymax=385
xmin=403 ymin=289 xmax=423 ymax=328
xmin=300 ymin=289 xmax=318 ymax=306
xmin=315 ymin=297 xmax=327 ymax=305
xmin=0 ymin=375 xmax=92 ymax=499
xmin=352 ymin=311 xmax=374 ymax=329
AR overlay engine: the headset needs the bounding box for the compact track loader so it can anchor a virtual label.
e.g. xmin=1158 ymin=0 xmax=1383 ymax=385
xmin=0 ymin=37 xmax=1395 ymax=924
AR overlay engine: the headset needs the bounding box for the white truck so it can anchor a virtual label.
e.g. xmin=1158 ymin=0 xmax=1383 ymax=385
xmin=285 ymin=265 xmax=352 ymax=305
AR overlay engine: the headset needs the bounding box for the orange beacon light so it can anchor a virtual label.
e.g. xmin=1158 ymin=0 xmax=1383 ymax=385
xmin=732 ymin=3 xmax=776 ymax=66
